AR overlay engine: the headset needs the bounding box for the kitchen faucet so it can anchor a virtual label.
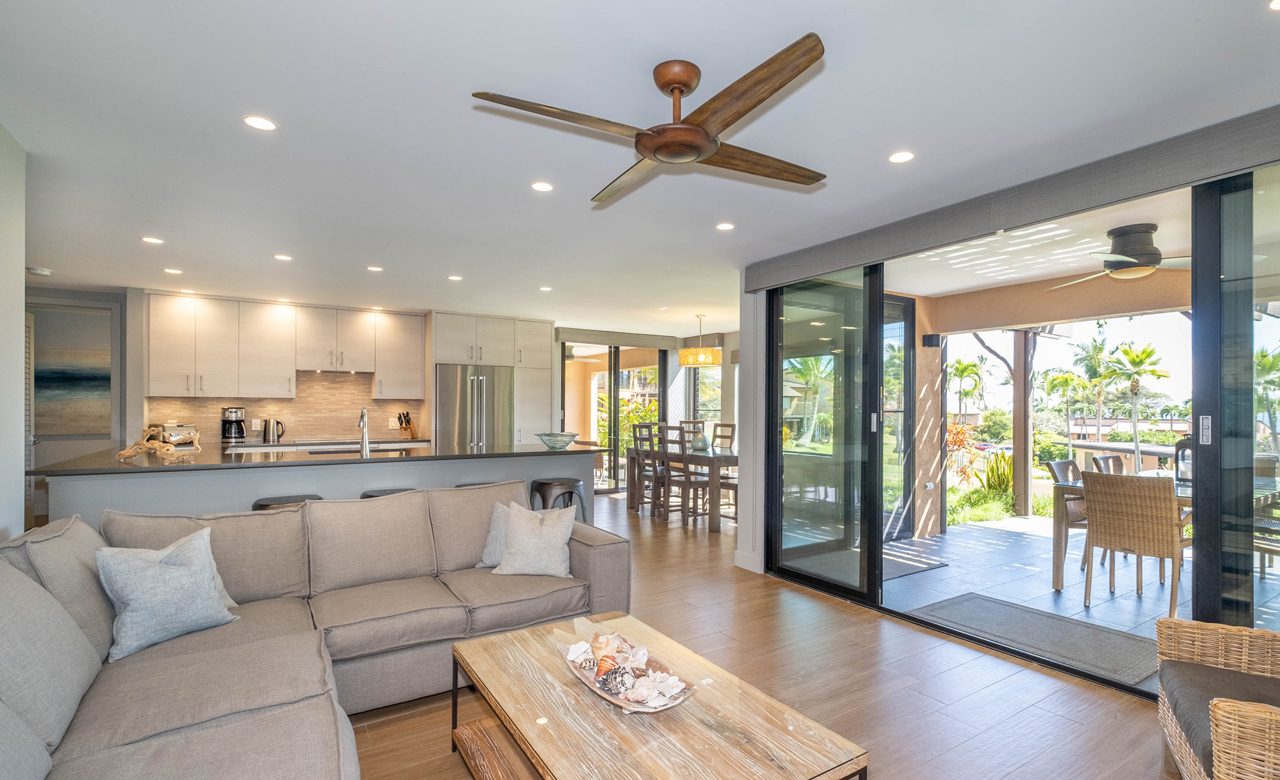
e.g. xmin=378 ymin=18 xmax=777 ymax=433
xmin=358 ymin=407 xmax=370 ymax=458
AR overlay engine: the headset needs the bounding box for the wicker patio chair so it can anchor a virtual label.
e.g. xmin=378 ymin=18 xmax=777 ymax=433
xmin=1047 ymin=459 xmax=1098 ymax=570
xmin=1093 ymin=453 xmax=1125 ymax=474
xmin=1156 ymin=618 xmax=1280 ymax=780
xmin=1081 ymin=472 xmax=1186 ymax=617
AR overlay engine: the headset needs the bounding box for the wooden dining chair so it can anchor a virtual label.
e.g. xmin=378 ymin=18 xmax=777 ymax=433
xmin=631 ymin=424 xmax=665 ymax=518
xmin=1092 ymin=454 xmax=1125 ymax=475
xmin=1081 ymin=472 xmax=1189 ymax=618
xmin=712 ymin=423 xmax=737 ymax=516
xmin=659 ymin=424 xmax=710 ymax=526
xmin=712 ymin=423 xmax=736 ymax=448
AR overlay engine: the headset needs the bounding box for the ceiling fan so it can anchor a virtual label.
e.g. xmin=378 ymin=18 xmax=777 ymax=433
xmin=473 ymin=33 xmax=826 ymax=203
xmin=1049 ymin=224 xmax=1190 ymax=290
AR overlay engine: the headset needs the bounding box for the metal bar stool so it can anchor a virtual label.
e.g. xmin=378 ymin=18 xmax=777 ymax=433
xmin=529 ymin=478 xmax=586 ymax=522
xmin=360 ymin=488 xmax=415 ymax=499
xmin=252 ymin=494 xmax=322 ymax=511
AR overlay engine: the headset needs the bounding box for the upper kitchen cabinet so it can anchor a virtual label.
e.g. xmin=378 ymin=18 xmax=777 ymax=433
xmin=515 ymin=320 xmax=553 ymax=368
xmin=374 ymin=312 xmax=426 ymax=399
xmin=147 ymin=294 xmax=239 ymax=397
xmin=430 ymin=312 xmax=517 ymax=366
xmin=239 ymin=302 xmax=296 ymax=398
xmin=476 ymin=317 xmax=516 ymax=366
xmin=296 ymin=307 xmax=375 ymax=372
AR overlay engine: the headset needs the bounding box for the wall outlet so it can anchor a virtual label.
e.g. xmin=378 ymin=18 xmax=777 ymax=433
xmin=925 ymin=481 xmax=935 ymax=490
xmin=251 ymin=419 xmax=262 ymax=431
xmin=388 ymin=417 xmax=399 ymax=430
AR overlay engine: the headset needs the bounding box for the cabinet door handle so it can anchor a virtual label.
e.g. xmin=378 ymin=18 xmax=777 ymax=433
xmin=479 ymin=346 xmax=483 ymax=361
xmin=186 ymin=374 xmax=191 ymax=392
xmin=329 ymin=350 xmax=334 ymax=366
xmin=339 ymin=351 xmax=344 ymax=367
xmin=469 ymin=346 xmax=474 ymax=360
xmin=518 ymin=349 xmax=522 ymax=364
xmin=288 ymin=376 xmax=293 ymax=394
xmin=200 ymin=375 xmax=204 ymax=392
xmin=378 ymin=379 xmax=383 ymax=396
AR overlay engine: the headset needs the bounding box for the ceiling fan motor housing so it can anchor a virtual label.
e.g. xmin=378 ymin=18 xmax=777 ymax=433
xmin=635 ymin=123 xmax=720 ymax=163
xmin=1101 ymin=223 xmax=1163 ymax=277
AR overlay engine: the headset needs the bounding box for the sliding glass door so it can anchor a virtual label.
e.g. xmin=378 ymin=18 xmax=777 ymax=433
xmin=768 ymin=266 xmax=882 ymax=602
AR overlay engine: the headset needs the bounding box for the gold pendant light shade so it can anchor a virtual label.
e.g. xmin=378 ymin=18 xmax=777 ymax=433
xmin=679 ymin=314 xmax=722 ymax=367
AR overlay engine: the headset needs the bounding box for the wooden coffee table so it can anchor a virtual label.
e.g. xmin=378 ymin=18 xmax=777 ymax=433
xmin=451 ymin=612 xmax=869 ymax=780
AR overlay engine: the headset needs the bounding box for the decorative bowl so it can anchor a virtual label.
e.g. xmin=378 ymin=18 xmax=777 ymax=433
xmin=536 ymin=432 xmax=578 ymax=450
xmin=554 ymin=628 xmax=695 ymax=713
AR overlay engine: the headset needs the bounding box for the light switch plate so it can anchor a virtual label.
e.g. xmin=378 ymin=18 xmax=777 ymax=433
xmin=389 ymin=417 xmax=399 ymax=430
xmin=925 ymin=482 xmax=935 ymax=490
xmin=250 ymin=419 xmax=262 ymax=431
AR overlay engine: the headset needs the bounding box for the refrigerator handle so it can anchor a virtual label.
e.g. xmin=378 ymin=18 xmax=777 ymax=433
xmin=468 ymin=375 xmax=477 ymax=449
xmin=479 ymin=376 xmax=486 ymax=447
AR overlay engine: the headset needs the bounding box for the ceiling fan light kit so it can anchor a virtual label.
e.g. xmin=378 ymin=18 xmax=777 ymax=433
xmin=474 ymin=33 xmax=826 ymax=203
xmin=1049 ymin=222 xmax=1183 ymax=290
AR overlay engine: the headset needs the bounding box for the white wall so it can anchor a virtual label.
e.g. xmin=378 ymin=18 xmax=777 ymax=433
xmin=0 ymin=125 xmax=26 ymax=541
xmin=735 ymin=283 xmax=767 ymax=573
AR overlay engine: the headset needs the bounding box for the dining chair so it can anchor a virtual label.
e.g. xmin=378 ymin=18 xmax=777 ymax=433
xmin=1092 ymin=454 xmax=1125 ymax=475
xmin=1081 ymin=472 xmax=1190 ymax=618
xmin=659 ymin=424 xmax=710 ymax=526
xmin=1047 ymin=459 xmax=1098 ymax=570
xmin=574 ymin=439 xmax=604 ymax=482
xmin=631 ymin=424 xmax=665 ymax=518
xmin=712 ymin=423 xmax=736 ymax=448
xmin=712 ymin=423 xmax=737 ymax=515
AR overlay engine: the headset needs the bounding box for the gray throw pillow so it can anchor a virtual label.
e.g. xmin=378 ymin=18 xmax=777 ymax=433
xmin=493 ymin=503 xmax=577 ymax=578
xmin=98 ymin=530 xmax=237 ymax=609
xmin=96 ymin=528 xmax=238 ymax=662
xmin=476 ymin=502 xmax=511 ymax=568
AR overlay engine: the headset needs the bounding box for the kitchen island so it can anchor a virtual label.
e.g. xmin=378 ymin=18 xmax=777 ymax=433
xmin=29 ymin=442 xmax=605 ymax=529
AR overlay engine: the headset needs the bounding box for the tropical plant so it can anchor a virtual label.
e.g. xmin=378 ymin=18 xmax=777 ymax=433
xmin=787 ymin=356 xmax=834 ymax=445
xmin=1044 ymin=370 xmax=1089 ymax=459
xmin=948 ymin=359 xmax=984 ymax=419
xmin=975 ymin=409 xmax=1012 ymax=444
xmin=978 ymin=451 xmax=1014 ymax=493
xmin=1256 ymin=348 xmax=1280 ymax=454
xmin=1103 ymin=343 xmax=1169 ymax=467
xmin=884 ymin=343 xmax=905 ymax=410
xmin=595 ymin=393 xmax=659 ymax=459
xmin=945 ymin=422 xmax=980 ymax=486
xmin=1073 ymin=337 xmax=1114 ymax=443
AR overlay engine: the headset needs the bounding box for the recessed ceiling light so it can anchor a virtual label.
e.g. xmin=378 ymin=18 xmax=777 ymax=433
xmin=716 ymin=223 xmax=734 ymax=231
xmin=810 ymin=321 xmax=825 ymax=326
xmin=539 ymin=286 xmax=552 ymax=291
xmin=658 ymin=307 xmax=668 ymax=311
xmin=448 ymin=275 xmax=462 ymax=281
xmin=164 ymin=268 xmax=182 ymax=274
xmin=243 ymin=115 xmax=277 ymax=131
xmin=180 ymin=289 xmax=194 ymax=293
xmin=832 ymin=349 xmax=843 ymax=353
xmin=366 ymin=266 xmax=383 ymax=272
xmin=278 ymin=298 xmax=290 ymax=302
xmin=26 ymin=267 xmax=51 ymax=277
xmin=819 ymin=337 xmax=832 ymax=341
xmin=372 ymin=306 xmax=382 ymax=310
xmin=889 ymin=151 xmax=915 ymax=163
xmin=531 ymin=182 xmax=554 ymax=192
xmin=142 ymin=236 xmax=164 ymax=244
xmin=1271 ymin=0 xmax=1280 ymax=10
xmin=274 ymin=255 xmax=292 ymax=261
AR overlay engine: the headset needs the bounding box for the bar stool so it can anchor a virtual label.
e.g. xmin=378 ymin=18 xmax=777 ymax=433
xmin=360 ymin=488 xmax=415 ymax=499
xmin=529 ymin=478 xmax=586 ymax=521
xmin=252 ymin=494 xmax=322 ymax=511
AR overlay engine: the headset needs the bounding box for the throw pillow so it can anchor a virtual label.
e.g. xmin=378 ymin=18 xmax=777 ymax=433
xmin=98 ymin=530 xmax=237 ymax=609
xmin=476 ymin=502 xmax=511 ymax=568
xmin=96 ymin=528 xmax=238 ymax=662
xmin=493 ymin=503 xmax=577 ymax=578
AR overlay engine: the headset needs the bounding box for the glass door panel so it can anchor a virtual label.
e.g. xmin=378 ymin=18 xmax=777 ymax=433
xmin=882 ymin=297 xmax=915 ymax=542
xmin=617 ymin=347 xmax=662 ymax=489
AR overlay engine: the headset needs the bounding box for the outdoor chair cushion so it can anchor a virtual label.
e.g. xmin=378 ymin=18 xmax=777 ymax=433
xmin=0 ymin=517 xmax=116 ymax=661
xmin=1160 ymin=659 xmax=1280 ymax=776
xmin=306 ymin=490 xmax=436 ymax=595
xmin=439 ymin=567 xmax=589 ymax=635
xmin=426 ymin=480 xmax=529 ymax=572
xmin=309 ymin=576 xmax=469 ymax=660
xmin=0 ymin=558 xmax=100 ymax=753
xmin=101 ymin=506 xmax=309 ymax=603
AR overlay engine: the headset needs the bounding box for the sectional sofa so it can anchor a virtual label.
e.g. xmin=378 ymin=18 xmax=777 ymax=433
xmin=0 ymin=480 xmax=631 ymax=780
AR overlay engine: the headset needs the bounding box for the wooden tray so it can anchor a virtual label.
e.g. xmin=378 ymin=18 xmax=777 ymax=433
xmin=553 ymin=629 xmax=695 ymax=714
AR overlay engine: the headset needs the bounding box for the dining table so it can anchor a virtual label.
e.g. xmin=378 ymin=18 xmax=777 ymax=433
xmin=1051 ymin=475 xmax=1280 ymax=590
xmin=626 ymin=445 xmax=738 ymax=532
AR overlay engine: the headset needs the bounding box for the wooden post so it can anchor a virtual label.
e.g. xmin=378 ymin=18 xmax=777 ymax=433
xmin=1012 ymin=331 xmax=1036 ymax=516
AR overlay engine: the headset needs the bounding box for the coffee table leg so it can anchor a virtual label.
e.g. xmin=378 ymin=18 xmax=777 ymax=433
xmin=451 ymin=656 xmax=459 ymax=752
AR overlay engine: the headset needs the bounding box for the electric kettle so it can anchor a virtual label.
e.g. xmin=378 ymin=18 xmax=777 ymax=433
xmin=263 ymin=418 xmax=286 ymax=444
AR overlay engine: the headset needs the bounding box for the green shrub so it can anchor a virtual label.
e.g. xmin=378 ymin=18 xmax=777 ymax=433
xmin=1032 ymin=493 xmax=1054 ymax=517
xmin=975 ymin=409 xmax=1012 ymax=443
xmin=1106 ymin=429 xmax=1183 ymax=445
xmin=947 ymin=485 xmax=1014 ymax=526
xmin=979 ymin=452 xmax=1014 ymax=493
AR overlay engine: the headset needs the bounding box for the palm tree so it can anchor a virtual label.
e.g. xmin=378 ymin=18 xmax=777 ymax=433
xmin=788 ymin=357 xmax=833 ymax=446
xmin=1104 ymin=343 xmax=1170 ymax=468
xmin=1045 ymin=370 xmax=1088 ymax=460
xmin=1255 ymin=348 xmax=1280 ymax=453
xmin=948 ymin=359 xmax=983 ymax=420
xmin=1073 ymin=337 xmax=1113 ymax=443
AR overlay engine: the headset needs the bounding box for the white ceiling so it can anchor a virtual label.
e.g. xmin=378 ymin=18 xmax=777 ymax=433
xmin=4 ymin=1 xmax=1280 ymax=338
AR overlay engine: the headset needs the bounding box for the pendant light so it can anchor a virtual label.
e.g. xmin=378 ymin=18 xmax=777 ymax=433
xmin=679 ymin=314 xmax=722 ymax=367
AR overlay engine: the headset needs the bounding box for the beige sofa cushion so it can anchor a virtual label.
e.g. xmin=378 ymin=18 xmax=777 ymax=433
xmin=306 ymin=490 xmax=436 ymax=595
xmin=439 ymin=567 xmax=589 ymax=635
xmin=111 ymin=596 xmax=314 ymax=668
xmin=309 ymin=576 xmax=468 ymax=660
xmin=48 ymin=691 xmax=358 ymax=780
xmin=101 ymin=506 xmax=308 ymax=603
xmin=0 ymin=699 xmax=52 ymax=780
xmin=0 ymin=558 xmax=100 ymax=753
xmin=0 ymin=517 xmax=116 ymax=661
xmin=427 ymin=480 xmax=529 ymax=572
xmin=53 ymin=630 xmax=332 ymax=764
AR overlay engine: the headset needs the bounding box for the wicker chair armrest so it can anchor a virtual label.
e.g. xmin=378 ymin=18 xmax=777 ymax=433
xmin=1157 ymin=618 xmax=1280 ymax=678
xmin=1209 ymin=698 xmax=1280 ymax=780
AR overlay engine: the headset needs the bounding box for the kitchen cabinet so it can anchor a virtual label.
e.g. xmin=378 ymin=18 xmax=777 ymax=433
xmin=297 ymin=307 xmax=376 ymax=372
xmin=515 ymin=320 xmax=553 ymax=368
xmin=239 ymin=302 xmax=296 ymax=398
xmin=514 ymin=367 xmax=553 ymax=444
xmin=374 ymin=312 xmax=426 ymax=399
xmin=195 ymin=299 xmax=239 ymax=397
xmin=431 ymin=313 xmax=516 ymax=366
xmin=476 ymin=316 xmax=516 ymax=366
xmin=147 ymin=294 xmax=239 ymax=397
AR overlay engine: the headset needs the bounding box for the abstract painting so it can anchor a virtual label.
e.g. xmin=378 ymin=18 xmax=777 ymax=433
xmin=33 ymin=308 xmax=112 ymax=435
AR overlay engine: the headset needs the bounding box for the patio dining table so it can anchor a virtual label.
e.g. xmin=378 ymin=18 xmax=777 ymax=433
xmin=1051 ymin=476 xmax=1280 ymax=590
xmin=625 ymin=445 xmax=738 ymax=532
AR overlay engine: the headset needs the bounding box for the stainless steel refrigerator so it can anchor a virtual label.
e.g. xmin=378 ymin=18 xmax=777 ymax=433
xmin=435 ymin=365 xmax=515 ymax=453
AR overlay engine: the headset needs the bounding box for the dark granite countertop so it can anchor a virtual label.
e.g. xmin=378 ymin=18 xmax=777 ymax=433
xmin=29 ymin=443 xmax=606 ymax=477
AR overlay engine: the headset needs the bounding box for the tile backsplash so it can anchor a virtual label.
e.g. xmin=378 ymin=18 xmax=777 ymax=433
xmin=146 ymin=371 xmax=428 ymax=442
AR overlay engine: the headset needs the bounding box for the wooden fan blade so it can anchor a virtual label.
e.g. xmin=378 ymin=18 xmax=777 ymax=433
xmin=473 ymin=92 xmax=649 ymax=139
xmin=592 ymin=158 xmax=663 ymax=203
xmin=1048 ymin=271 xmax=1109 ymax=291
xmin=699 ymin=143 xmax=825 ymax=185
xmin=683 ymin=33 xmax=824 ymax=138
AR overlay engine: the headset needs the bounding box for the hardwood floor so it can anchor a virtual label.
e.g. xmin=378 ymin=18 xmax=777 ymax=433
xmin=352 ymin=495 xmax=1178 ymax=780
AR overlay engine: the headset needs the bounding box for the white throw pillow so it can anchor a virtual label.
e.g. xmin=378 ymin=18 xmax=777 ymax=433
xmin=98 ymin=530 xmax=238 ymax=609
xmin=476 ymin=502 xmax=511 ymax=569
xmin=95 ymin=528 xmax=238 ymax=662
xmin=493 ymin=503 xmax=577 ymax=578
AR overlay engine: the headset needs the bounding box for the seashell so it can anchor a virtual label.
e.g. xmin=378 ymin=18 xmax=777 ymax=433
xmin=591 ymin=633 xmax=619 ymax=661
xmin=596 ymin=667 xmax=635 ymax=696
xmin=595 ymin=655 xmax=618 ymax=678
xmin=564 ymin=641 xmax=591 ymax=664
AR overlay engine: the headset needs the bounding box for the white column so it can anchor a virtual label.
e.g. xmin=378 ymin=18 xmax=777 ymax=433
xmin=0 ymin=125 xmax=26 ymax=541
xmin=735 ymin=278 xmax=768 ymax=573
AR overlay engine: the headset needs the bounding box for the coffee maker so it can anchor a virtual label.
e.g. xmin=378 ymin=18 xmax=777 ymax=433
xmin=221 ymin=407 xmax=247 ymax=445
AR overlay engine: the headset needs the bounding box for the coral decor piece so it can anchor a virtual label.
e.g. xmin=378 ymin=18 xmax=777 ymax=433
xmin=558 ymin=631 xmax=692 ymax=713
xmin=116 ymin=426 xmax=201 ymax=463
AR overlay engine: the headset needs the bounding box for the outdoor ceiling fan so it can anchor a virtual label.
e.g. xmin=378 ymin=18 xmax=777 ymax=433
xmin=473 ymin=33 xmax=826 ymax=203
xmin=1049 ymin=224 xmax=1191 ymax=290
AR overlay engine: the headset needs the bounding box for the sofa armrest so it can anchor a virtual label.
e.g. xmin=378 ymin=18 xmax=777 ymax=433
xmin=1157 ymin=618 xmax=1280 ymax=679
xmin=568 ymin=524 xmax=630 ymax=616
xmin=1210 ymin=698 xmax=1280 ymax=780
